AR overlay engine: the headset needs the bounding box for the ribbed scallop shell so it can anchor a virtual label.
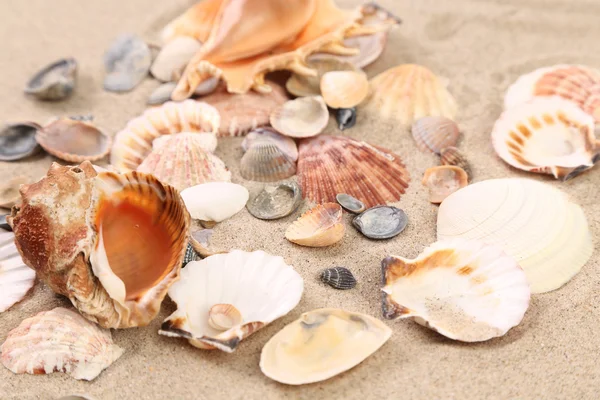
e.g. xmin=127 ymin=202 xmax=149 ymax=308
xmin=0 ymin=176 xmax=29 ymax=209
xmin=151 ymin=131 xmax=217 ymax=153
xmin=110 ymin=100 xmax=220 ymax=171
xmin=260 ymin=308 xmax=392 ymax=385
xmin=240 ymin=141 xmax=297 ymax=182
xmin=320 ymin=71 xmax=369 ymax=109
xmin=504 ymin=64 xmax=600 ymax=122
xmin=159 ymin=250 xmax=303 ymax=352
xmin=411 ymin=116 xmax=460 ymax=154
xmin=361 ymin=64 xmax=457 ymax=125
xmin=35 ymin=118 xmax=112 ymax=162
xmin=137 ymin=132 xmax=231 ymax=191
xmin=437 ymin=178 xmax=592 ymax=293
xmin=1 ymin=307 xmax=124 ymax=380
xmin=422 ymin=165 xmax=468 ymax=204
xmin=180 ymin=182 xmax=249 ymax=223
xmin=297 ymin=135 xmax=410 ymax=208
xmin=285 ymin=203 xmax=345 ymax=247
xmin=286 ymin=58 xmax=358 ymax=97
xmin=381 ymin=239 xmax=530 ymax=342
xmin=242 ymin=128 xmax=298 ymax=162
xmin=492 ymin=97 xmax=599 ymax=180
xmin=439 ymin=146 xmax=472 ymax=180
xmin=270 ymin=96 xmax=329 ymax=138
xmin=0 ymin=229 xmax=36 ymax=312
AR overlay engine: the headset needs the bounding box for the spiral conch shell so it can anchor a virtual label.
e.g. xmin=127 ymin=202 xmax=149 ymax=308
xmin=7 ymin=162 xmax=190 ymax=328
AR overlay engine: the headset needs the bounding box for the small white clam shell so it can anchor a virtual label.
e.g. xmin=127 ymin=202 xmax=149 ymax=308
xmin=0 ymin=229 xmax=36 ymax=312
xmin=181 ymin=182 xmax=249 ymax=222
xmin=270 ymin=96 xmax=329 ymax=138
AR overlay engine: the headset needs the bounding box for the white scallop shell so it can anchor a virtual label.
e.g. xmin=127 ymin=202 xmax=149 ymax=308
xmin=0 ymin=229 xmax=35 ymax=312
xmin=180 ymin=182 xmax=249 ymax=222
xmin=159 ymin=250 xmax=303 ymax=352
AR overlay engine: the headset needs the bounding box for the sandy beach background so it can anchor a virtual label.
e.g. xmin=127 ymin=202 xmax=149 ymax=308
xmin=1 ymin=0 xmax=599 ymax=398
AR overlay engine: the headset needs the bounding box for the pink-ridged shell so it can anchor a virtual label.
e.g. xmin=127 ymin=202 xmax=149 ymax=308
xmin=137 ymin=132 xmax=231 ymax=190
xmin=297 ymin=135 xmax=410 ymax=208
xmin=110 ymin=100 xmax=220 ymax=171
xmin=1 ymin=307 xmax=124 ymax=381
xmin=0 ymin=229 xmax=36 ymax=312
xmin=411 ymin=116 xmax=460 ymax=154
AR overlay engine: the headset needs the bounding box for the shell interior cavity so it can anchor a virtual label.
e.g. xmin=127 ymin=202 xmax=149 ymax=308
xmin=260 ymin=308 xmax=392 ymax=385
xmin=382 ymin=239 xmax=531 ymax=342
xmin=422 ymin=165 xmax=469 ymax=204
xmin=352 ymin=206 xmax=408 ymax=239
xmin=24 ymin=58 xmax=77 ymax=101
xmin=0 ymin=123 xmax=40 ymax=161
xmin=0 ymin=229 xmax=36 ymax=313
xmin=285 ymin=203 xmax=345 ymax=247
xmin=270 ymin=96 xmax=329 ymax=138
xmin=246 ymin=181 xmax=303 ymax=220
xmin=159 ymin=250 xmax=304 ymax=352
xmin=411 ymin=116 xmax=461 ymax=154
xmin=180 ymin=182 xmax=249 ymax=223
xmin=320 ymin=267 xmax=357 ymax=290
xmin=437 ymin=178 xmax=592 ymax=293
xmin=103 ymin=34 xmax=151 ymax=92
xmin=1 ymin=307 xmax=124 ymax=380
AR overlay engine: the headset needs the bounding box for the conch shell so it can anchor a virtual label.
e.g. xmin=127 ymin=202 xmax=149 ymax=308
xmin=8 ymin=162 xmax=190 ymax=328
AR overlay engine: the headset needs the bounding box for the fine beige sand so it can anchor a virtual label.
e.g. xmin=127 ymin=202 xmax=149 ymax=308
xmin=1 ymin=0 xmax=599 ymax=399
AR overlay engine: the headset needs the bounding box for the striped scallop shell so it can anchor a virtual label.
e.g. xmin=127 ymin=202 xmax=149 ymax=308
xmin=411 ymin=116 xmax=460 ymax=154
xmin=320 ymin=71 xmax=369 ymax=109
xmin=422 ymin=165 xmax=469 ymax=204
xmin=297 ymin=135 xmax=410 ymax=208
xmin=439 ymin=147 xmax=472 ymax=180
xmin=1 ymin=307 xmax=124 ymax=381
xmin=492 ymin=97 xmax=600 ymax=180
xmin=241 ymin=128 xmax=298 ymax=162
xmin=361 ymin=64 xmax=457 ymax=125
xmin=240 ymin=140 xmax=296 ymax=182
xmin=110 ymin=100 xmax=220 ymax=171
xmin=270 ymin=96 xmax=329 ymax=139
xmin=0 ymin=229 xmax=36 ymax=312
xmin=285 ymin=203 xmax=345 ymax=247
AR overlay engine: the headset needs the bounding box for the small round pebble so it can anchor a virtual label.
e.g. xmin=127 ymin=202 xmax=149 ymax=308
xmin=352 ymin=206 xmax=408 ymax=239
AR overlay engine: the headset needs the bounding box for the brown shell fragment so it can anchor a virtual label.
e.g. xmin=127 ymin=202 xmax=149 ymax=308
xmin=439 ymin=147 xmax=472 ymax=180
xmin=411 ymin=116 xmax=460 ymax=154
xmin=285 ymin=202 xmax=345 ymax=247
xmin=422 ymin=165 xmax=468 ymax=204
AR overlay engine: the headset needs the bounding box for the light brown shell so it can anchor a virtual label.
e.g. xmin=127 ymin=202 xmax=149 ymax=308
xmin=285 ymin=202 xmax=345 ymax=247
xmin=422 ymin=165 xmax=468 ymax=204
xmin=320 ymin=70 xmax=369 ymax=108
xmin=297 ymin=135 xmax=410 ymax=208
xmin=286 ymin=57 xmax=357 ymax=97
xmin=411 ymin=116 xmax=460 ymax=154
xmin=110 ymin=100 xmax=220 ymax=171
xmin=439 ymin=147 xmax=472 ymax=180
xmin=361 ymin=64 xmax=457 ymax=125
xmin=240 ymin=140 xmax=296 ymax=182
xmin=270 ymin=96 xmax=329 ymax=138
xmin=7 ymin=162 xmax=190 ymax=328
xmin=36 ymin=118 xmax=112 ymax=162
xmin=0 ymin=176 xmax=29 ymax=209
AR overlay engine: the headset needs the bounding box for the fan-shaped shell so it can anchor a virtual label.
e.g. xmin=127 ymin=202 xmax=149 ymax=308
xmin=285 ymin=203 xmax=345 ymax=247
xmin=0 ymin=229 xmax=36 ymax=312
xmin=240 ymin=141 xmax=297 ymax=182
xmin=297 ymin=135 xmax=410 ymax=208
xmin=361 ymin=64 xmax=457 ymax=125
xmin=437 ymin=178 xmax=592 ymax=293
xmin=439 ymin=146 xmax=472 ymax=180
xmin=270 ymin=96 xmax=329 ymax=138
xmin=111 ymin=100 xmax=220 ymax=171
xmin=151 ymin=37 xmax=203 ymax=82
xmin=260 ymin=308 xmax=392 ymax=385
xmin=0 ymin=123 xmax=40 ymax=161
xmin=35 ymin=118 xmax=112 ymax=163
xmin=242 ymin=128 xmax=298 ymax=162
xmin=151 ymin=131 xmax=217 ymax=153
xmin=422 ymin=165 xmax=468 ymax=204
xmin=1 ymin=307 xmax=124 ymax=380
xmin=180 ymin=182 xmax=249 ymax=223
xmin=159 ymin=250 xmax=303 ymax=352
xmin=0 ymin=176 xmax=29 ymax=209
xmin=504 ymin=64 xmax=600 ymax=122
xmin=411 ymin=116 xmax=460 ymax=154
xmin=382 ymin=239 xmax=530 ymax=342
xmin=320 ymin=71 xmax=369 ymax=109
xmin=8 ymin=162 xmax=190 ymax=328
xmin=492 ymin=97 xmax=599 ymax=180
xmin=24 ymin=58 xmax=77 ymax=101
xmin=286 ymin=58 xmax=357 ymax=97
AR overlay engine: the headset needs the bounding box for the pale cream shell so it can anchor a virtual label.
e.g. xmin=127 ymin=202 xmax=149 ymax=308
xmin=286 ymin=58 xmax=357 ymax=97
xmin=320 ymin=70 xmax=369 ymax=109
xmin=180 ymin=182 xmax=249 ymax=223
xmin=270 ymin=96 xmax=329 ymax=138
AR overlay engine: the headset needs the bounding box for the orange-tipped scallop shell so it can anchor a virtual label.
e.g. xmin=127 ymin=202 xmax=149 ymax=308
xmin=8 ymin=162 xmax=190 ymax=328
xmin=297 ymin=135 xmax=410 ymax=208
xmin=361 ymin=64 xmax=457 ymax=125
xmin=439 ymin=147 xmax=472 ymax=180
xmin=320 ymin=71 xmax=369 ymax=109
xmin=137 ymin=132 xmax=231 ymax=190
xmin=1 ymin=307 xmax=124 ymax=380
xmin=286 ymin=58 xmax=357 ymax=97
xmin=35 ymin=118 xmax=112 ymax=162
xmin=285 ymin=203 xmax=345 ymax=247
xmin=240 ymin=140 xmax=296 ymax=182
xmin=411 ymin=116 xmax=460 ymax=154
xmin=492 ymin=97 xmax=600 ymax=180
xmin=270 ymin=96 xmax=329 ymax=138
xmin=504 ymin=64 xmax=600 ymax=122
xmin=422 ymin=165 xmax=468 ymax=204
xmin=110 ymin=100 xmax=220 ymax=171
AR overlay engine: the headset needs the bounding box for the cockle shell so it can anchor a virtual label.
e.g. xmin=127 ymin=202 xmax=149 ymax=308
xmin=411 ymin=116 xmax=461 ymax=154
xmin=159 ymin=250 xmax=303 ymax=352
xmin=246 ymin=181 xmax=303 ymax=220
xmin=0 ymin=229 xmax=36 ymax=312
xmin=320 ymin=267 xmax=356 ymax=290
xmin=504 ymin=64 xmax=600 ymax=122
xmin=0 ymin=176 xmax=29 ymax=209
xmin=180 ymin=182 xmax=249 ymax=223
xmin=361 ymin=64 xmax=458 ymax=126
xmin=110 ymin=100 xmax=220 ymax=171
xmin=8 ymin=162 xmax=190 ymax=328
xmin=352 ymin=206 xmax=408 ymax=239
xmin=285 ymin=202 xmax=345 ymax=247
xmin=491 ymin=97 xmax=600 ymax=180
xmin=381 ymin=239 xmax=530 ymax=342
xmin=35 ymin=118 xmax=112 ymax=163
xmin=242 ymin=128 xmax=298 ymax=161
xmin=103 ymin=34 xmax=151 ymax=92
xmin=437 ymin=178 xmax=592 ymax=293
xmin=151 ymin=37 xmax=203 ymax=82
xmin=24 ymin=58 xmax=77 ymax=101
xmin=422 ymin=165 xmax=468 ymax=204
xmin=320 ymin=70 xmax=369 ymax=109
xmin=0 ymin=123 xmax=40 ymax=161
xmin=260 ymin=308 xmax=392 ymax=385
xmin=240 ymin=140 xmax=297 ymax=182
xmin=137 ymin=132 xmax=230 ymax=191
xmin=270 ymin=96 xmax=329 ymax=138
xmin=297 ymin=135 xmax=410 ymax=208
xmin=439 ymin=146 xmax=472 ymax=180
xmin=1 ymin=307 xmax=124 ymax=380
xmin=286 ymin=58 xmax=357 ymax=97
